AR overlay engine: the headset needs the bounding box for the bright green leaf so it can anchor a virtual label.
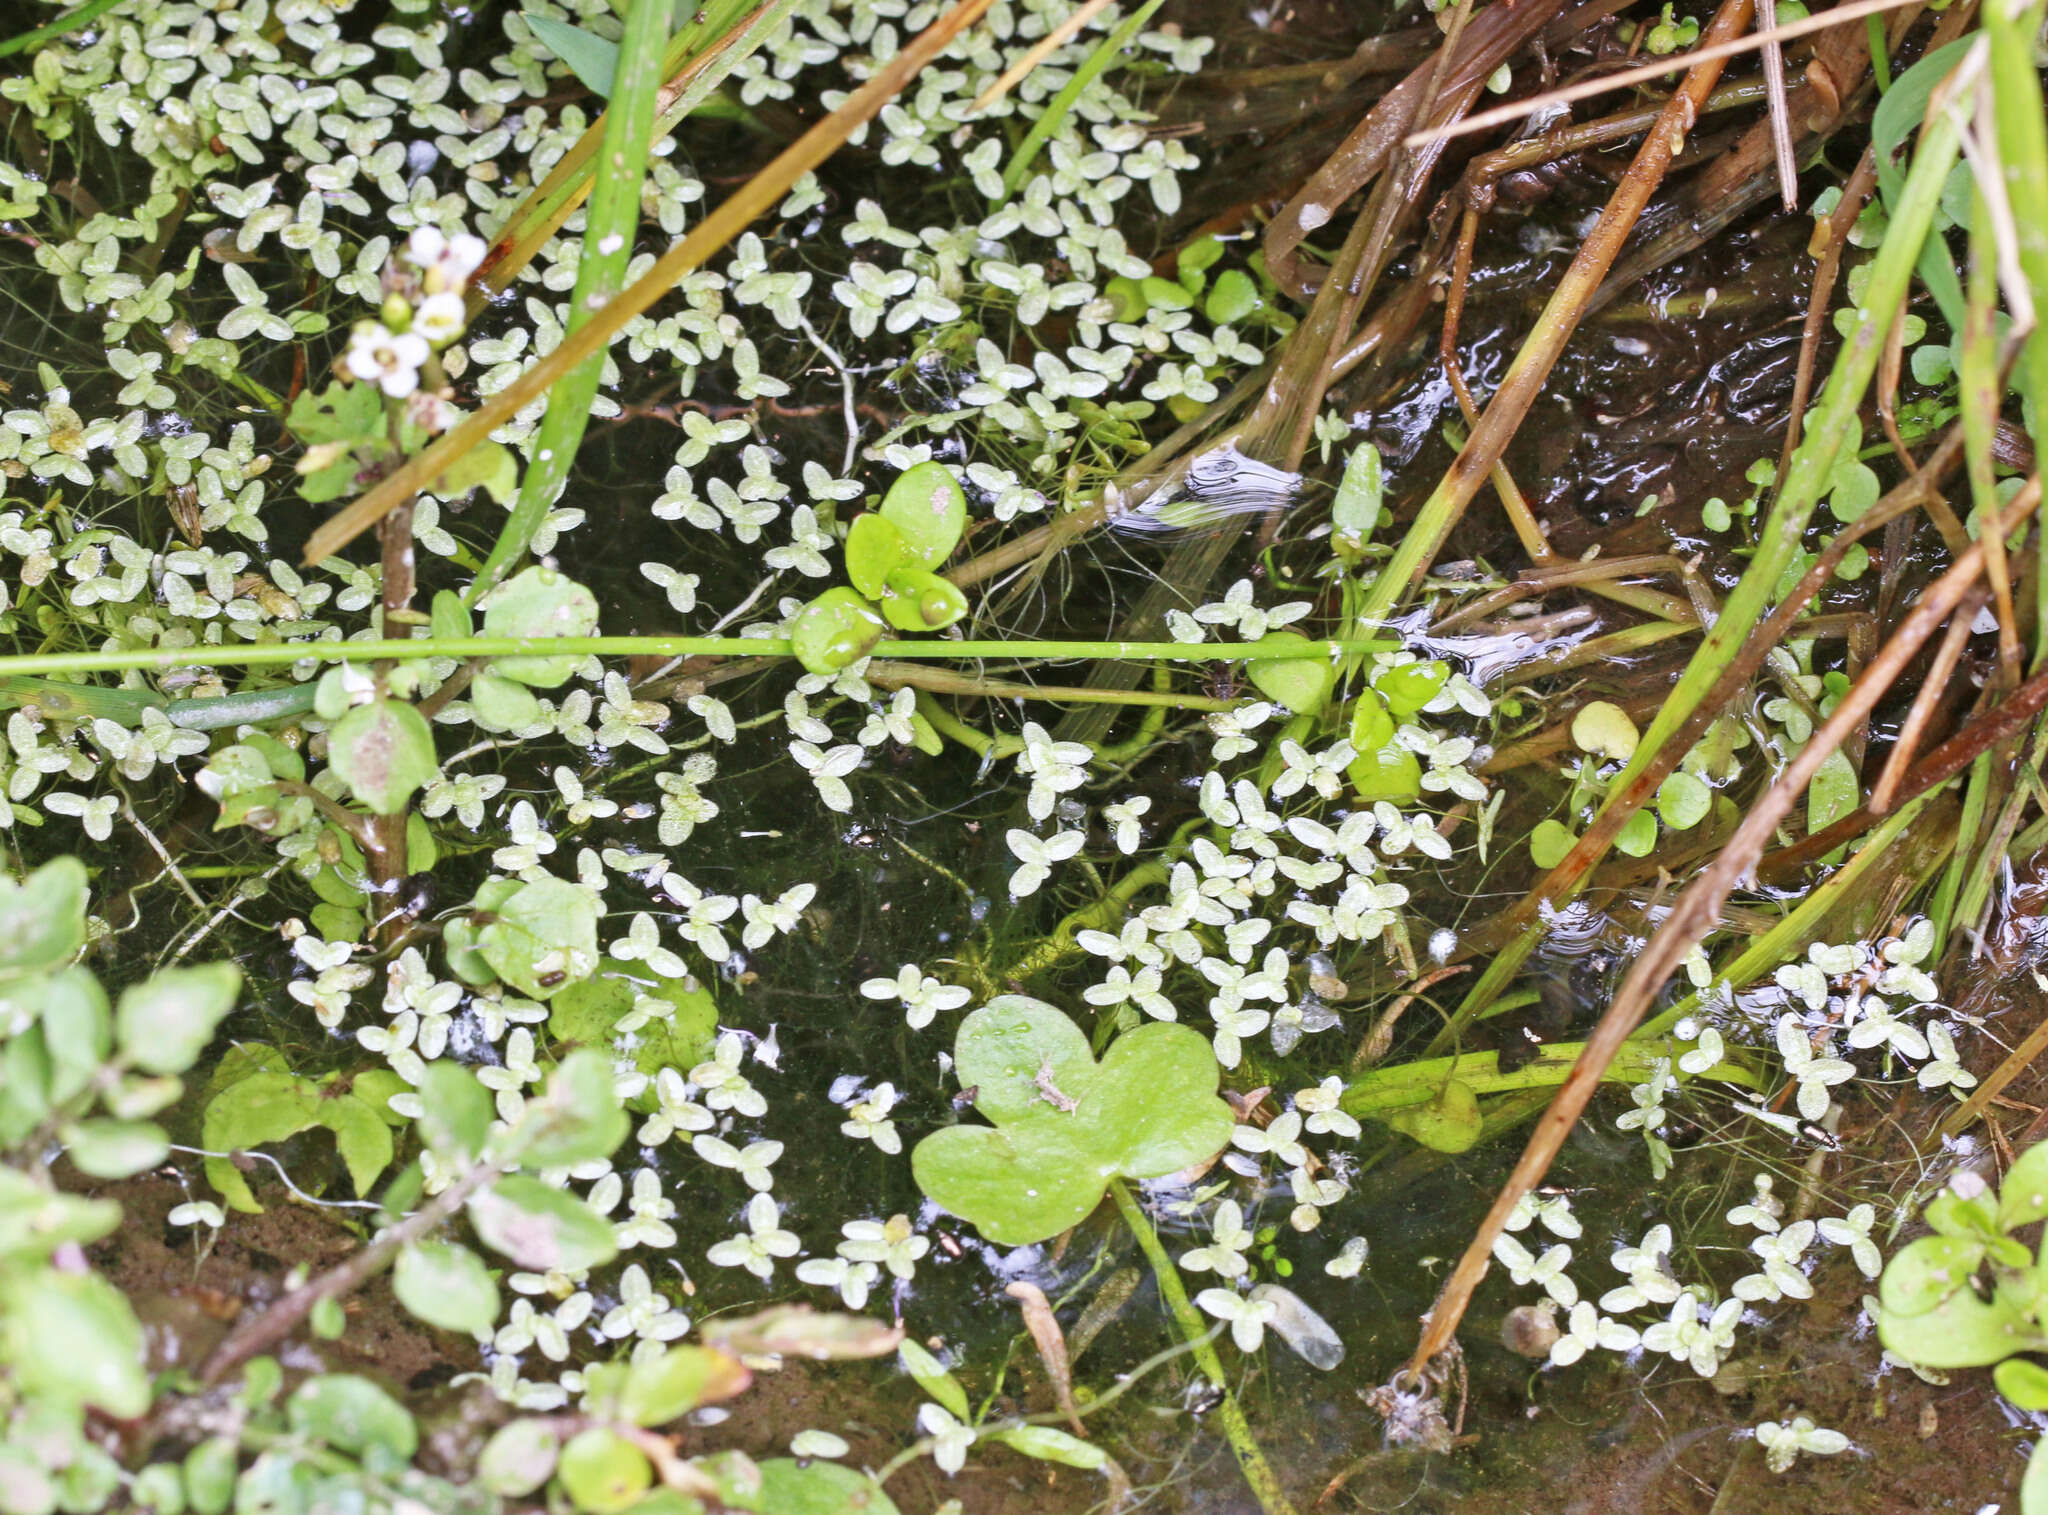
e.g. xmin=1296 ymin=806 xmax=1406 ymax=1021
xmin=791 ymin=588 xmax=886 ymax=677
xmin=393 ymin=1241 xmax=500 ymax=1336
xmin=117 ymin=963 xmax=240 ymax=1076
xmin=877 ymin=461 xmax=966 ymax=566
xmin=327 ymin=698 xmax=439 ymax=814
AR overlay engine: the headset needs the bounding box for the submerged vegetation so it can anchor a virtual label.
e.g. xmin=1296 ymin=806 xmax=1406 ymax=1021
xmin=0 ymin=0 xmax=2044 ymax=1507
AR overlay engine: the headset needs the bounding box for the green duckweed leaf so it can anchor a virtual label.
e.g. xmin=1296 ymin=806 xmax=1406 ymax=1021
xmin=1245 ymin=632 xmax=1335 ymax=715
xmin=911 ymin=996 xmax=1233 ymax=1246
xmin=327 ymin=697 xmax=439 ymax=814
xmin=479 ymin=566 xmax=600 ymax=688
xmin=792 ymin=588 xmax=886 ymax=676
xmin=879 ymin=565 xmax=969 ymax=633
xmin=845 ymin=513 xmax=911 ymax=599
xmin=878 ymin=461 xmax=966 ymax=566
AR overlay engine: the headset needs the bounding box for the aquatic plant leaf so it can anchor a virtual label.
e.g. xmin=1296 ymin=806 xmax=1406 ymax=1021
xmin=0 ymin=857 xmax=86 ymax=980
xmin=427 ymin=437 xmax=518 ymax=507
xmin=699 ymin=1304 xmax=904 ymax=1360
xmin=467 ymin=1175 xmax=619 ymax=1273
xmin=1657 ymin=771 xmax=1711 ymax=830
xmin=1808 ymin=748 xmax=1859 ymax=834
xmin=878 ymin=461 xmax=966 ymax=566
xmin=478 ymin=1420 xmax=560 ymax=1497
xmin=479 ymin=566 xmax=601 ymax=687
xmin=1331 ymin=441 xmax=1383 ymax=557
xmin=558 ymin=1427 xmax=651 ymax=1514
xmin=287 ymin=1375 xmax=417 ymax=1461
xmin=1204 ymin=268 xmax=1261 ymax=325
xmin=1613 ymin=808 xmax=1657 ymax=858
xmin=880 ymin=565 xmax=969 ymax=632
xmin=992 ymin=1426 xmax=1106 ymax=1469
xmin=2024 ymin=1433 xmax=2048 ymax=1515
xmin=201 ymin=1069 xmax=393 ymax=1213
xmin=791 ymin=588 xmax=886 ymax=676
xmin=619 ymin=1345 xmax=751 ymax=1427
xmin=328 ymin=697 xmax=439 ymax=814
xmin=1998 ymin=1357 xmax=2048 ymax=1411
xmin=752 ymin=1458 xmax=901 ymax=1515
xmin=471 ymin=670 xmax=542 ymax=732
xmin=899 ymin=1339 xmax=969 ymax=1419
xmin=418 ymin=1061 xmax=493 ymax=1164
xmin=1878 ymin=1234 xmax=1988 ymax=1317
xmin=548 ymin=958 xmax=718 ymax=1110
xmin=58 ymin=1119 xmax=168 ymax=1180
xmin=0 ymin=1270 xmax=149 ymax=1419
xmin=393 ymin=1241 xmax=499 ymax=1336
xmin=520 ymin=1047 xmax=629 ymax=1168
xmin=2003 ymin=1144 xmax=2048 ymax=1229
xmin=1376 ymin=659 xmax=1447 ymax=718
xmin=1384 ymin=1078 xmax=1483 ymax=1153
xmin=0 ymin=1167 xmax=119 ymax=1261
xmin=476 ymin=877 xmax=601 ymax=1000
xmin=1529 ymin=820 xmax=1576 ymax=870
xmin=1246 ymin=632 xmax=1335 ymax=715
xmin=845 ymin=513 xmax=911 ymax=599
xmin=1571 ymin=700 xmax=1638 ymax=762
xmin=117 ymin=963 xmax=241 ymax=1077
xmin=1878 ymin=1271 xmax=2046 ymax=1369
xmin=912 ymin=997 xmax=1233 ymax=1246
xmin=522 ymin=12 xmax=620 ymax=98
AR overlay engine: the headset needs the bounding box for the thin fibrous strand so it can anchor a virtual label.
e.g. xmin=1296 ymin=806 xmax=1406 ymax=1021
xmin=1404 ymin=0 xmax=1925 ymax=150
xmin=1757 ymin=0 xmax=1801 ymax=209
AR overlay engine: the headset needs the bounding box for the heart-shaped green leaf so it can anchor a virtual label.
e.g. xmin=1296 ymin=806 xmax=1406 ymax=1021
xmin=479 ymin=565 xmax=600 ymax=688
xmin=911 ymin=996 xmax=1232 ymax=1246
xmin=1246 ymin=632 xmax=1335 ymax=715
xmin=878 ymin=461 xmax=966 ymax=567
xmin=327 ymin=697 xmax=439 ymax=814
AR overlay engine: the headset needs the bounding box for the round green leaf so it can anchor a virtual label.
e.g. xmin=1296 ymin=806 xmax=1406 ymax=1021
xmin=791 ymin=588 xmax=886 ymax=678
xmin=478 ymin=1420 xmax=560 ymax=1497
xmin=471 ymin=671 xmax=542 ymax=733
xmin=479 ymin=566 xmax=600 ymax=687
xmin=118 ymin=963 xmax=241 ymax=1076
xmin=0 ymin=1444 xmax=56 ymax=1515
xmin=327 ymin=698 xmax=439 ymax=815
xmin=418 ymin=1061 xmax=493 ymax=1164
xmin=520 ymin=1047 xmax=628 ymax=1168
xmin=467 ymin=1176 xmax=618 ymax=1273
xmin=394 ymin=1241 xmax=499 ymax=1336
xmin=287 ymin=1374 xmax=417 ymax=1461
xmin=0 ymin=858 xmax=87 ymax=980
xmin=879 ymin=566 xmax=968 ymax=633
xmin=1203 ymin=268 xmax=1260 ymax=325
xmin=477 ymin=877 xmax=601 ymax=1000
xmin=1613 ymin=808 xmax=1657 ymax=858
xmin=1529 ymin=819 xmax=1576 ymax=869
xmin=1808 ymin=748 xmax=1859 ymax=834
xmin=2002 ymin=1143 xmax=2048 ymax=1229
xmin=1376 ymin=659 xmax=1447 ymax=718
xmin=59 ymin=1119 xmax=169 ymax=1180
xmin=1879 ymin=1234 xmax=1987 ymax=1317
xmin=548 ymin=959 xmax=718 ymax=1113
xmin=618 ymin=1345 xmax=750 ymax=1427
xmin=182 ymin=1439 xmax=237 ymax=1515
xmin=1997 ymin=1357 xmax=2048 ymax=1411
xmin=1571 ymin=700 xmax=1638 ymax=762
xmin=557 ymin=1428 xmax=651 ymax=1515
xmin=1384 ymin=1078 xmax=1483 ymax=1153
xmin=1246 ymin=632 xmax=1335 ymax=715
xmin=1879 ymin=1267 xmax=2045 ymax=1369
xmin=877 ymin=461 xmax=966 ymax=566
xmin=1656 ymin=771 xmax=1711 ymax=830
xmin=845 ymin=514 xmax=911 ymax=599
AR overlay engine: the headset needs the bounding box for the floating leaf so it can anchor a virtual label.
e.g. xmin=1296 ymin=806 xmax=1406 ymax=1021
xmin=845 ymin=513 xmax=911 ymax=599
xmin=288 ymin=1375 xmax=417 ymax=1461
xmin=1249 ymin=1283 xmax=1344 ymax=1370
xmin=791 ymin=588 xmax=886 ymax=677
xmin=471 ymin=671 xmax=542 ymax=733
xmin=1878 ymin=1270 xmax=2046 ymax=1369
xmin=558 ymin=1428 xmax=651 ymax=1515
xmin=394 ymin=1241 xmax=499 ymax=1336
xmin=2002 ymin=1144 xmax=2048 ymax=1229
xmin=1571 ymin=700 xmax=1638 ymax=762
xmin=1375 ymin=659 xmax=1447 ymax=718
xmin=1808 ymin=748 xmax=1859 ymax=834
xmin=428 ymin=438 xmax=518 ymax=507
xmin=476 ymin=877 xmax=601 ymax=1000
xmin=1997 ymin=1357 xmax=2048 ymax=1411
xmin=1613 ymin=808 xmax=1658 ymax=858
xmin=1384 ymin=1078 xmax=1483 ymax=1153
xmin=327 ymin=698 xmax=439 ymax=814
xmin=1245 ymin=632 xmax=1335 ymax=715
xmin=519 ymin=1047 xmax=628 ymax=1168
xmin=1657 ymin=771 xmax=1711 ymax=830
xmin=1204 ymin=268 xmax=1261 ymax=325
xmin=753 ymin=1459 xmax=902 ymax=1515
xmin=479 ymin=566 xmax=600 ymax=687
xmin=547 ymin=959 xmax=718 ymax=1111
xmin=201 ymin=1070 xmax=393 ymax=1213
xmin=1878 ymin=1234 xmax=1987 ymax=1318
xmin=911 ymin=996 xmax=1233 ymax=1246
xmin=879 ymin=565 xmax=969 ymax=633
xmin=878 ymin=461 xmax=967 ymax=566
xmin=467 ymin=1176 xmax=618 ymax=1272
xmin=1331 ymin=442 xmax=1383 ymax=558
xmin=699 ymin=1305 xmax=904 ymax=1361
xmin=1529 ymin=819 xmax=1576 ymax=870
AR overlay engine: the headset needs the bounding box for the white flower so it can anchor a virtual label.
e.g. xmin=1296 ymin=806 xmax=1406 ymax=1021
xmin=1195 ymin=1287 xmax=1279 ymax=1351
xmin=344 ymin=321 xmax=429 ymax=398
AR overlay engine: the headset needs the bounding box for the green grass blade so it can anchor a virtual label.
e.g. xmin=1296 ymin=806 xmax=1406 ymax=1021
xmin=469 ymin=0 xmax=675 ymax=603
